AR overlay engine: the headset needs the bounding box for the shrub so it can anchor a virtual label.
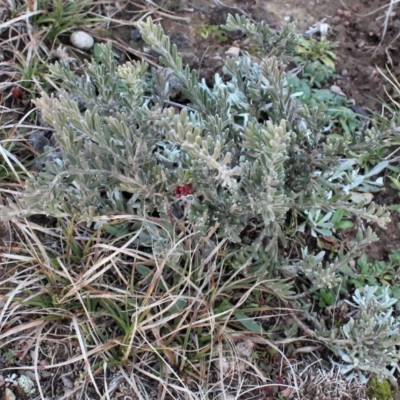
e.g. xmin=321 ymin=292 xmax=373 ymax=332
xmin=0 ymin=15 xmax=395 ymax=384
xmin=4 ymin=16 xmax=389 ymax=245
xmin=334 ymin=285 xmax=400 ymax=384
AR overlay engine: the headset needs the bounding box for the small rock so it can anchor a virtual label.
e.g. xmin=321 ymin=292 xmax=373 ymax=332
xmin=336 ymin=8 xmax=343 ymax=16
xmin=70 ymin=31 xmax=94 ymax=50
xmin=343 ymin=10 xmax=352 ymax=18
xmin=351 ymin=104 xmax=369 ymax=119
xmin=5 ymin=388 xmax=16 ymax=400
xmin=170 ymin=203 xmax=185 ymax=221
xmin=170 ymin=32 xmax=190 ymax=49
xmin=210 ymin=6 xmax=231 ymax=25
xmin=350 ymin=192 xmax=373 ymax=204
xmin=181 ymin=52 xmax=199 ymax=68
xmin=331 ymin=16 xmax=341 ymax=25
xmin=165 ymin=68 xmax=181 ymax=98
xmin=357 ymin=40 xmax=365 ymax=48
xmin=236 ymin=341 xmax=253 ymax=358
xmin=348 ymin=31 xmax=357 ymax=40
xmin=210 ymin=6 xmax=244 ymax=39
xmin=212 ymin=55 xmax=224 ymax=68
xmin=70 ymin=94 xmax=86 ymax=111
xmin=30 ymin=131 xmax=50 ymax=154
xmin=226 ymin=29 xmax=243 ymax=40
xmin=225 ymin=46 xmax=240 ymax=57
xmin=340 ymin=69 xmax=349 ymax=77
xmin=330 ymin=85 xmax=346 ymax=96
xmin=168 ymin=75 xmax=180 ymax=91
xmin=61 ymin=375 xmax=74 ymax=389
xmin=130 ymin=29 xmax=142 ymax=41
xmin=24 ymin=370 xmax=36 ymax=382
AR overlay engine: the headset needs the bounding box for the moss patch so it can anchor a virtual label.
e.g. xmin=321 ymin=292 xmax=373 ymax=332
xmin=367 ymin=376 xmax=393 ymax=400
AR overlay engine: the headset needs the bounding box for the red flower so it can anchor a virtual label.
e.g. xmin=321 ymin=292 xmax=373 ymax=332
xmin=11 ymin=87 xmax=24 ymax=99
xmin=173 ymin=184 xmax=194 ymax=198
xmin=263 ymin=385 xmax=274 ymax=397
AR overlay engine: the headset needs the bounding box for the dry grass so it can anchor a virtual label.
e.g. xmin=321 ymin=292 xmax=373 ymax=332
xmin=0 ymin=202 xmax=380 ymax=398
xmin=0 ymin=214 xmax=303 ymax=398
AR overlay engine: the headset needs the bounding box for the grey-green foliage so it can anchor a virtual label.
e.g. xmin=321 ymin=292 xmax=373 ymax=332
xmin=2 ymin=16 xmax=389 ymax=256
xmin=223 ymin=14 xmax=299 ymax=60
xmin=288 ymin=227 xmax=378 ymax=295
xmin=1 ymin=14 xmax=396 ymax=382
xmin=334 ymin=285 xmax=400 ymax=384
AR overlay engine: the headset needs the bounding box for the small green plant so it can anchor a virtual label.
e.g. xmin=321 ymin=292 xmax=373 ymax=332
xmin=313 ymin=247 xmax=400 ymax=312
xmin=330 ymin=208 xmax=354 ymax=231
xmin=2 ymin=349 xmax=16 ymax=364
xmin=288 ymin=36 xmax=364 ymax=135
xmin=333 ymin=285 xmax=400 ymax=384
xmin=386 ymin=164 xmax=400 ymax=213
xmin=340 ymin=250 xmax=400 ymax=301
xmin=291 ymin=37 xmax=339 ymax=89
xmin=367 ymin=375 xmax=393 ymax=400
xmin=199 ymin=24 xmax=228 ymax=42
xmin=295 ymin=37 xmax=339 ymax=71
xmin=299 ymin=209 xmax=334 ymax=237
xmin=32 ymin=0 xmax=99 ymax=41
xmin=288 ymin=74 xmax=362 ymax=135
xmin=313 ymin=287 xmax=337 ymax=308
xmin=1 ymin=0 xmax=102 ymax=96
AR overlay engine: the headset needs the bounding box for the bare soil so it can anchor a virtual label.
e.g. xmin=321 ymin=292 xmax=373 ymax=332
xmin=115 ymin=0 xmax=400 ymax=110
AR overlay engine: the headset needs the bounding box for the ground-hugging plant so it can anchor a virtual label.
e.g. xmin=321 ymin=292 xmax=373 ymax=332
xmin=0 ymin=14 xmax=396 ymax=385
xmin=367 ymin=375 xmax=393 ymax=400
xmin=4 ymin=16 xmax=389 ymax=241
xmin=334 ymin=285 xmax=400 ymax=385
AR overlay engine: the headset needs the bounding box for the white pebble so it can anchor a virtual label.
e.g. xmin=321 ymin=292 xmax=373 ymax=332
xmin=70 ymin=31 xmax=94 ymax=50
xmin=225 ymin=46 xmax=240 ymax=57
xmin=330 ymin=85 xmax=346 ymax=97
xmin=5 ymin=389 xmax=16 ymax=400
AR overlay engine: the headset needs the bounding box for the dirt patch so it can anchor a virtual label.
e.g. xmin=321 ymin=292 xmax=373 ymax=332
xmin=368 ymin=185 xmax=400 ymax=260
xmin=111 ymin=0 xmax=400 ymax=112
